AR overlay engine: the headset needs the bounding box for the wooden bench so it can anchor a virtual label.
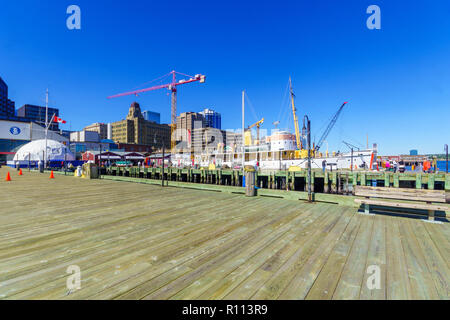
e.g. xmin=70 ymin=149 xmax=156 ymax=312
xmin=354 ymin=186 xmax=449 ymax=222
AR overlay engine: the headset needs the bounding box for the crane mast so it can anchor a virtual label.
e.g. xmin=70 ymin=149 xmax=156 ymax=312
xmin=315 ymin=102 xmax=348 ymax=153
xmin=108 ymin=70 xmax=205 ymax=151
xmin=289 ymin=77 xmax=302 ymax=150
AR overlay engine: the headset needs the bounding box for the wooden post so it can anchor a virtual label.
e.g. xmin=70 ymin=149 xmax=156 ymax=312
xmin=428 ymin=209 xmax=435 ymax=222
xmin=361 ymin=172 xmax=366 ymax=187
xmin=428 ymin=174 xmax=435 ymax=190
xmin=384 ymin=172 xmax=390 ymax=187
xmin=393 ymin=173 xmax=399 ymax=188
xmin=416 ymin=173 xmax=422 ymax=189
xmin=245 ymin=168 xmax=256 ymax=197
xmin=324 ymin=171 xmax=329 ymax=193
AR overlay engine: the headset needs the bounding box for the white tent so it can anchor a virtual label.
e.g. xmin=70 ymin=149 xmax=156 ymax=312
xmin=13 ymin=139 xmax=75 ymax=162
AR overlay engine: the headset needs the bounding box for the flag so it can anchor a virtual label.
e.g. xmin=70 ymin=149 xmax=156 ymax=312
xmin=54 ymin=116 xmax=67 ymax=124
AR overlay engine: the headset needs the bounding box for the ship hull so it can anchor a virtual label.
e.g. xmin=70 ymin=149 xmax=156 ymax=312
xmin=173 ymin=149 xmax=377 ymax=171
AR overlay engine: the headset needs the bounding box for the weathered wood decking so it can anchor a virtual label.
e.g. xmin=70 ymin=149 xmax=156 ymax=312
xmin=0 ymin=167 xmax=448 ymax=300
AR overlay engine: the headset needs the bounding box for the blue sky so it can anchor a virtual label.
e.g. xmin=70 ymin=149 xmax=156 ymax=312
xmin=0 ymin=0 xmax=449 ymax=155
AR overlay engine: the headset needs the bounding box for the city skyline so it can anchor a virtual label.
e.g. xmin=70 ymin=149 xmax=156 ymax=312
xmin=1 ymin=0 xmax=449 ymax=155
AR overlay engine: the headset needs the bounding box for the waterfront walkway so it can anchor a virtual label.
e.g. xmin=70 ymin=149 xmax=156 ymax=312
xmin=0 ymin=167 xmax=448 ymax=299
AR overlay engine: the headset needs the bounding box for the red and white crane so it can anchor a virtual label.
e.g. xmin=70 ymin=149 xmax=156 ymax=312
xmin=107 ymin=70 xmax=206 ymax=149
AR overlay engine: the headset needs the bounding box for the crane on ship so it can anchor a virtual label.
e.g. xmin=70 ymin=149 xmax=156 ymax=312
xmin=314 ymin=101 xmax=348 ymax=153
xmin=289 ymin=77 xmax=302 ymax=150
xmin=107 ymin=70 xmax=206 ymax=151
xmin=246 ymin=118 xmax=265 ymax=146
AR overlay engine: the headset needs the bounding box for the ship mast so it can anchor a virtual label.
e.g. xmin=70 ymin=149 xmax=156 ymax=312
xmin=289 ymin=77 xmax=302 ymax=150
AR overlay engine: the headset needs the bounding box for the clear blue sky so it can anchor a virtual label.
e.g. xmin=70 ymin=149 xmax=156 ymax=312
xmin=1 ymin=0 xmax=449 ymax=155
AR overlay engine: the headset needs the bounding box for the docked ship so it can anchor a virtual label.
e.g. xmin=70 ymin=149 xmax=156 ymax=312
xmin=172 ymin=77 xmax=377 ymax=171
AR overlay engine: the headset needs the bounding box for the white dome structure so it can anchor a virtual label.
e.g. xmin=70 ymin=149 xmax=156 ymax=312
xmin=13 ymin=139 xmax=75 ymax=161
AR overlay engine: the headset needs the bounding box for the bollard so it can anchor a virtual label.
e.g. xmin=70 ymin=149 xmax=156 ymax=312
xmin=244 ymin=166 xmax=256 ymax=197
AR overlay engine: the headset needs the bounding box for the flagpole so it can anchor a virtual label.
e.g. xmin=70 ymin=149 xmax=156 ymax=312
xmin=45 ymin=89 xmax=49 ymax=169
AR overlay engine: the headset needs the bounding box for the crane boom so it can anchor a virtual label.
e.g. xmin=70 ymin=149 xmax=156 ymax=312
xmin=107 ymin=70 xmax=206 ymax=151
xmin=289 ymin=77 xmax=301 ymax=150
xmin=315 ymin=102 xmax=348 ymax=153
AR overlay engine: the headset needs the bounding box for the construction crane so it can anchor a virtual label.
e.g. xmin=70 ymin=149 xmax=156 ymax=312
xmin=315 ymin=101 xmax=348 ymax=153
xmin=289 ymin=77 xmax=302 ymax=150
xmin=247 ymin=118 xmax=264 ymax=146
xmin=107 ymin=70 xmax=206 ymax=150
xmin=342 ymin=140 xmax=360 ymax=151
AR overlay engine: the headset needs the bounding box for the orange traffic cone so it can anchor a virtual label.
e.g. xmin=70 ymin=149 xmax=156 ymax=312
xmin=5 ymin=172 xmax=11 ymax=181
xmin=49 ymin=171 xmax=55 ymax=179
xmin=19 ymin=169 xmax=23 ymax=176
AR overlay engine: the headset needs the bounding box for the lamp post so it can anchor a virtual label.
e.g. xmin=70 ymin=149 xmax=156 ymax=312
xmin=304 ymin=115 xmax=312 ymax=203
xmin=445 ymin=144 xmax=448 ymax=173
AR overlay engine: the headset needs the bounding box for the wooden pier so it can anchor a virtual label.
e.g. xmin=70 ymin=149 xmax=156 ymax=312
xmin=0 ymin=167 xmax=449 ymax=300
xmin=105 ymin=166 xmax=450 ymax=194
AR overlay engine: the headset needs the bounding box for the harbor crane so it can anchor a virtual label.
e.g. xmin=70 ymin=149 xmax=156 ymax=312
xmin=247 ymin=118 xmax=265 ymax=146
xmin=107 ymin=70 xmax=206 ymax=150
xmin=289 ymin=77 xmax=302 ymax=150
xmin=314 ymin=101 xmax=348 ymax=153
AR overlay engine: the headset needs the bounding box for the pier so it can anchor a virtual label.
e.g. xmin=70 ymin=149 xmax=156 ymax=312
xmin=0 ymin=167 xmax=449 ymax=299
xmin=104 ymin=166 xmax=450 ymax=195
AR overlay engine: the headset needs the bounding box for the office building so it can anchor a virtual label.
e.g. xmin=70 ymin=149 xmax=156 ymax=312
xmin=17 ymin=104 xmax=59 ymax=131
xmin=200 ymin=108 xmax=221 ymax=129
xmin=0 ymin=76 xmax=15 ymax=118
xmin=70 ymin=130 xmax=100 ymax=143
xmin=175 ymin=112 xmax=205 ymax=152
xmin=142 ymin=110 xmax=161 ymax=124
xmin=84 ymin=122 xmax=108 ymax=140
xmin=111 ymin=102 xmax=171 ymax=151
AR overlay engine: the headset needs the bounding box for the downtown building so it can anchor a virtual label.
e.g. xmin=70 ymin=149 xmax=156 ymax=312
xmin=17 ymin=104 xmax=60 ymax=131
xmin=199 ymin=108 xmax=221 ymax=129
xmin=0 ymin=76 xmax=15 ymax=119
xmin=83 ymin=122 xmax=108 ymax=140
xmin=111 ymin=102 xmax=171 ymax=151
xmin=142 ymin=110 xmax=160 ymax=124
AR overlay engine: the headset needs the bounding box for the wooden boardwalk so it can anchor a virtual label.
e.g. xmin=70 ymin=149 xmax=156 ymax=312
xmin=0 ymin=167 xmax=448 ymax=300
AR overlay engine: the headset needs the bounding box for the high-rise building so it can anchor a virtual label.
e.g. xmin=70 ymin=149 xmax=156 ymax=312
xmin=111 ymin=102 xmax=171 ymax=150
xmin=200 ymin=108 xmax=221 ymax=129
xmin=142 ymin=110 xmax=161 ymax=124
xmin=0 ymin=76 xmax=15 ymax=118
xmin=175 ymin=112 xmax=205 ymax=151
xmin=84 ymin=122 xmax=108 ymax=140
xmin=17 ymin=104 xmax=59 ymax=131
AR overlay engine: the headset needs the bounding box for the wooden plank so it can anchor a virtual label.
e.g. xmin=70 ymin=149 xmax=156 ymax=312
xmin=332 ymin=215 xmax=374 ymax=299
xmin=277 ymin=209 xmax=354 ymax=299
xmin=385 ymin=216 xmax=412 ymax=299
xmin=359 ymin=215 xmax=386 ymax=300
xmin=305 ymin=213 xmax=361 ymax=299
xmin=407 ymin=220 xmax=449 ymax=299
xmin=398 ymin=219 xmax=440 ymax=299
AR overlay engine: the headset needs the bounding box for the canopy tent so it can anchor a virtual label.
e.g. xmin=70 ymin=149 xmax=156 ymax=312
xmin=13 ymin=139 xmax=75 ymax=162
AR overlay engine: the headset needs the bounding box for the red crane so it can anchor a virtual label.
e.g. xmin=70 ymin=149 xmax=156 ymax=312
xmin=107 ymin=70 xmax=206 ymax=149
